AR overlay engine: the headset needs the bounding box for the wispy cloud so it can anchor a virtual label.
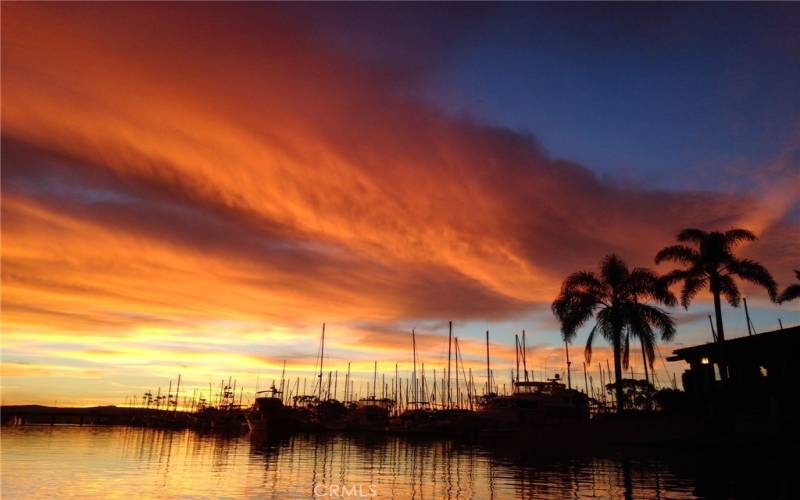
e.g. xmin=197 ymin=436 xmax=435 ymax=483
xmin=2 ymin=4 xmax=798 ymax=404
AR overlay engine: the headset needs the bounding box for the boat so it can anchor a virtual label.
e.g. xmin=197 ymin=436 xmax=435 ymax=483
xmin=477 ymin=377 xmax=589 ymax=433
xmin=316 ymin=398 xmax=348 ymax=431
xmin=347 ymin=396 xmax=394 ymax=431
xmin=245 ymin=386 xmax=301 ymax=434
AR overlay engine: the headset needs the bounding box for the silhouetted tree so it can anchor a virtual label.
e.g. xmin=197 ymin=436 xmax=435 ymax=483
xmin=627 ymin=270 xmax=677 ymax=387
xmin=552 ymin=254 xmax=676 ymax=413
xmin=653 ymin=388 xmax=690 ymax=414
xmin=605 ymin=379 xmax=656 ymax=411
xmin=655 ymin=229 xmax=777 ymax=344
xmin=778 ymin=270 xmax=800 ymax=303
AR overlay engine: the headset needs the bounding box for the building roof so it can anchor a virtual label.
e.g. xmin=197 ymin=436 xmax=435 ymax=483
xmin=667 ymin=325 xmax=800 ymax=362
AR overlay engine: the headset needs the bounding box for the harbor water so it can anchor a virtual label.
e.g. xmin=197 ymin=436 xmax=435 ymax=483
xmin=0 ymin=426 xmax=791 ymax=499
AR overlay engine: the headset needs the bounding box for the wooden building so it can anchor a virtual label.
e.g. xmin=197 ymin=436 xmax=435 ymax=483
xmin=668 ymin=325 xmax=800 ymax=417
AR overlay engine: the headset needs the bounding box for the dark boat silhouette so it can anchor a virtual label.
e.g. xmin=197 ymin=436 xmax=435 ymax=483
xmin=477 ymin=377 xmax=589 ymax=436
xmin=346 ymin=396 xmax=394 ymax=432
xmin=245 ymin=386 xmax=301 ymax=434
xmin=315 ymin=399 xmax=349 ymax=431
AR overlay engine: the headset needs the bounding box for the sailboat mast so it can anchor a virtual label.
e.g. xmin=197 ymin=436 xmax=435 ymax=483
xmin=447 ymin=321 xmax=453 ymax=409
xmin=522 ymin=330 xmax=529 ymax=382
xmin=514 ymin=334 xmax=520 ymax=385
xmin=744 ymin=297 xmax=755 ymax=335
xmin=583 ymin=361 xmax=589 ymax=395
xmin=412 ymin=328 xmax=418 ymax=408
xmin=318 ymin=323 xmax=325 ymax=401
xmin=372 ymin=361 xmax=377 ymax=399
xmin=708 ymin=315 xmax=717 ymax=342
xmin=455 ymin=337 xmax=460 ymax=409
xmin=421 ymin=362 xmax=426 ymax=405
xmin=345 ymin=362 xmax=351 ymax=402
xmin=486 ymin=330 xmax=491 ymax=395
xmin=175 ymin=374 xmax=181 ymax=412
xmin=279 ymin=361 xmax=287 ymax=403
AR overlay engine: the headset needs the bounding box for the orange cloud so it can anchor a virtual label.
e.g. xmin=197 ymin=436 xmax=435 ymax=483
xmin=2 ymin=4 xmax=797 ymax=404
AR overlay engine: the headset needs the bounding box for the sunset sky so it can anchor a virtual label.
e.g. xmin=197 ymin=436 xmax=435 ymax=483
xmin=2 ymin=3 xmax=799 ymax=406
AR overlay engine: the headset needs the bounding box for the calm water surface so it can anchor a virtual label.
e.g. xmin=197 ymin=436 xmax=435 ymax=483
xmin=0 ymin=426 xmax=790 ymax=499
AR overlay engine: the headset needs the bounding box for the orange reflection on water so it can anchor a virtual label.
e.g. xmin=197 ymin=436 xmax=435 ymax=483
xmin=0 ymin=426 xmax=710 ymax=499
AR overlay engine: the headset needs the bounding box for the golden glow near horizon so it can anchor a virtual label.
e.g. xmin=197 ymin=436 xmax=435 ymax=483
xmin=2 ymin=4 xmax=799 ymax=406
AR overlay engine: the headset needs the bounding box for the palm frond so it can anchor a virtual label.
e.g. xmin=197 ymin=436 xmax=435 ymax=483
xmin=650 ymin=272 xmax=678 ymax=307
xmin=637 ymin=303 xmax=676 ymax=342
xmin=730 ymin=258 xmax=778 ymax=301
xmin=718 ymin=273 xmax=741 ymax=307
xmin=655 ymin=245 xmax=698 ymax=265
xmin=778 ymin=283 xmax=800 ymax=304
xmin=627 ymin=267 xmax=665 ymax=299
xmin=561 ymin=270 xmax=605 ymax=293
xmin=584 ymin=323 xmax=598 ymax=364
xmin=622 ymin=332 xmax=630 ymax=370
xmin=677 ymin=228 xmax=708 ymax=244
xmin=723 ymin=228 xmax=757 ymax=249
xmin=680 ymin=275 xmax=708 ymax=309
xmin=552 ymin=269 xmax=607 ymax=342
xmin=661 ymin=268 xmax=698 ymax=286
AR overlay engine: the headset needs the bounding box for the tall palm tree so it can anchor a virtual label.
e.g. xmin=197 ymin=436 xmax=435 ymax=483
xmin=552 ymin=254 xmax=676 ymax=413
xmin=655 ymin=229 xmax=777 ymax=345
xmin=778 ymin=270 xmax=800 ymax=303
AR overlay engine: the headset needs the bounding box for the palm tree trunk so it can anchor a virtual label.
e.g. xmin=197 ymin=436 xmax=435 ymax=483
xmin=640 ymin=337 xmax=649 ymax=385
xmin=613 ymin=335 xmax=624 ymax=413
xmin=712 ymin=289 xmax=725 ymax=342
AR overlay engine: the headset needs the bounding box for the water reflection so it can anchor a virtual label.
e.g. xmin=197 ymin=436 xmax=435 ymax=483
xmin=1 ymin=426 xmax=792 ymax=498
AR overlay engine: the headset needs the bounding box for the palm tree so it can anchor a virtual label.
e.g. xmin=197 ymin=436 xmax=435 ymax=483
xmin=552 ymin=254 xmax=676 ymax=412
xmin=778 ymin=270 xmax=800 ymax=303
xmin=655 ymin=229 xmax=777 ymax=345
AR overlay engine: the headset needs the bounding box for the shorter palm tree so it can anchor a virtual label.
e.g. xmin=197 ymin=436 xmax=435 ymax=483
xmin=552 ymin=254 xmax=676 ymax=413
xmin=778 ymin=270 xmax=800 ymax=303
